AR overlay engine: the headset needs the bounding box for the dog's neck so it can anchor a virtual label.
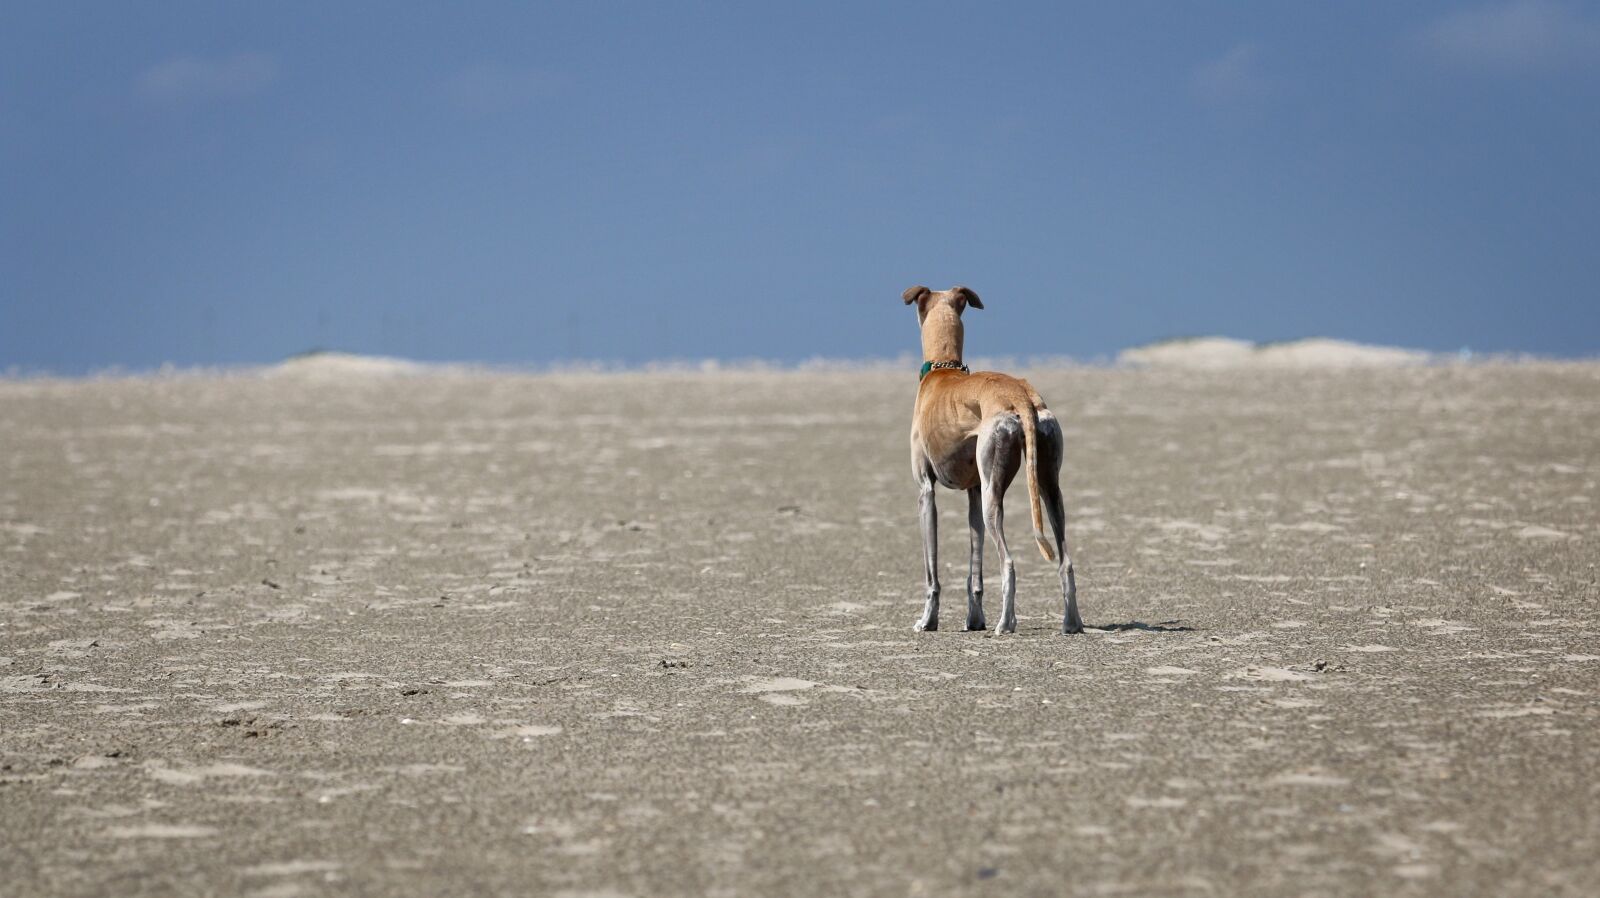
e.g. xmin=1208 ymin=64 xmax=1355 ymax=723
xmin=919 ymin=306 xmax=964 ymax=363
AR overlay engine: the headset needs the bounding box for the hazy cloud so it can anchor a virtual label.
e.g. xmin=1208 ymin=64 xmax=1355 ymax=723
xmin=136 ymin=52 xmax=278 ymax=103
xmin=1190 ymin=43 xmax=1272 ymax=105
xmin=435 ymin=63 xmax=563 ymax=114
xmin=1421 ymin=1 xmax=1600 ymax=68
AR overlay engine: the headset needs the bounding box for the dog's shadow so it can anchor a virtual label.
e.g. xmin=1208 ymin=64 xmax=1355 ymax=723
xmin=1079 ymin=619 xmax=1196 ymax=634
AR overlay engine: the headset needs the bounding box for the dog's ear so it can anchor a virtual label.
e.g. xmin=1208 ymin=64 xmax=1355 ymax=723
xmin=952 ymin=286 xmax=983 ymax=310
xmin=902 ymin=285 xmax=931 ymax=306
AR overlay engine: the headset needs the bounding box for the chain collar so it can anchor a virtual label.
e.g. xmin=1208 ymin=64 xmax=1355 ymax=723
xmin=919 ymin=360 xmax=969 ymax=381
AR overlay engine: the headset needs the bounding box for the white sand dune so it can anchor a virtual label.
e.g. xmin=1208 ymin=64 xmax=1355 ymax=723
xmin=1119 ymin=337 xmax=1432 ymax=370
xmin=1254 ymin=338 xmax=1433 ymax=368
xmin=261 ymin=352 xmax=433 ymax=379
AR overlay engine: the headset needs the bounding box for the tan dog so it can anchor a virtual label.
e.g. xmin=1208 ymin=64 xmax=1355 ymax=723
xmin=904 ymin=285 xmax=1083 ymax=634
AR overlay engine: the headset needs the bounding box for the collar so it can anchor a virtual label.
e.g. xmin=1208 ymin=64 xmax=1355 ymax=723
xmin=919 ymin=360 xmax=969 ymax=380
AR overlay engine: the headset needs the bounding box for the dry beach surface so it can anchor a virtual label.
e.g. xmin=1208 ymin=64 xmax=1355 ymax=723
xmin=2 ymin=360 xmax=1598 ymax=896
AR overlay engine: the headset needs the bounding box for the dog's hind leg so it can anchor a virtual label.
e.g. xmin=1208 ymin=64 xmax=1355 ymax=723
xmin=913 ymin=463 xmax=941 ymax=632
xmin=1037 ymin=411 xmax=1083 ymax=633
xmin=965 ymin=487 xmax=986 ymax=631
xmin=977 ymin=415 xmax=1022 ymax=634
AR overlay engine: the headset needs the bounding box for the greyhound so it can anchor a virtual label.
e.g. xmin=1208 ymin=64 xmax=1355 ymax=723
xmin=903 ymin=285 xmax=1083 ymax=635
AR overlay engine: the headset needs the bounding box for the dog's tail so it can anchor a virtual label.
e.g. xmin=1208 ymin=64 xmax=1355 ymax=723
xmin=1020 ymin=404 xmax=1055 ymax=562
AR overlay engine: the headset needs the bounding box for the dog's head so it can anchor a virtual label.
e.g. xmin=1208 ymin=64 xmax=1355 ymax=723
xmin=902 ymin=285 xmax=983 ymax=326
xmin=903 ymin=285 xmax=981 ymax=361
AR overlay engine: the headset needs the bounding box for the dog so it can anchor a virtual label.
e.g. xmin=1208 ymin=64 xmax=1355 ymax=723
xmin=903 ymin=285 xmax=1083 ymax=634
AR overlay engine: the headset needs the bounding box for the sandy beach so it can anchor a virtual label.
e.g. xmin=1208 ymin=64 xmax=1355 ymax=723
xmin=2 ymin=362 xmax=1597 ymax=896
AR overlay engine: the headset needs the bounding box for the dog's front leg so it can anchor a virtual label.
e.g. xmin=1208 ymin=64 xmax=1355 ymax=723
xmin=965 ymin=487 xmax=986 ymax=630
xmin=914 ymin=474 xmax=940 ymax=631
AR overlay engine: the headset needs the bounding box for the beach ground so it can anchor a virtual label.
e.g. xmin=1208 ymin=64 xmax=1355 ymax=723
xmin=2 ymin=363 xmax=1597 ymax=896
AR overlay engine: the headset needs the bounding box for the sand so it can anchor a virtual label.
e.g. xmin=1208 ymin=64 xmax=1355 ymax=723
xmin=2 ymin=362 xmax=1598 ymax=896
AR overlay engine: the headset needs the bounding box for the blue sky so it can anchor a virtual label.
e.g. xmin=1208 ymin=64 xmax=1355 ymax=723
xmin=3 ymin=1 xmax=1598 ymax=372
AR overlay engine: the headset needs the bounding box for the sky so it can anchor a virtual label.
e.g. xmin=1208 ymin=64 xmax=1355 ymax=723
xmin=3 ymin=1 xmax=1599 ymax=373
